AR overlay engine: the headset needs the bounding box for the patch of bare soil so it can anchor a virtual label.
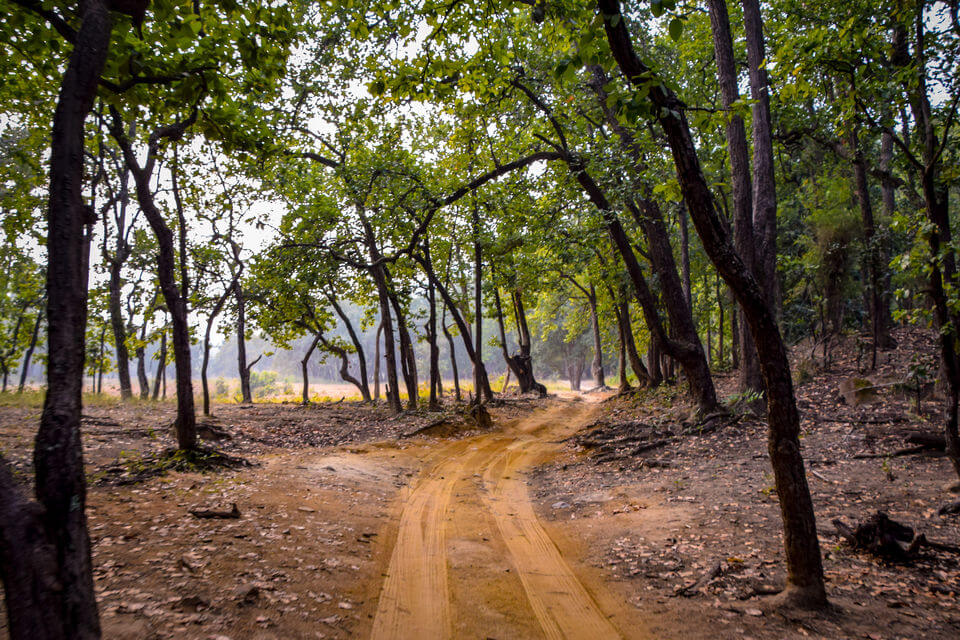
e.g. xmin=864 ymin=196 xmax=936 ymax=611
xmin=531 ymin=326 xmax=960 ymax=639
xmin=0 ymin=397 xmax=528 ymax=640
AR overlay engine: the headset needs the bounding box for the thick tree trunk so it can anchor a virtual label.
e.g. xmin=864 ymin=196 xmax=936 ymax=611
xmin=494 ymin=289 xmax=546 ymax=396
xmin=301 ymin=333 xmax=320 ymax=405
xmin=619 ymin=295 xmax=650 ymax=386
xmin=0 ymin=3 xmax=120 ymax=638
xmin=582 ymin=70 xmax=718 ymax=412
xmin=426 ymin=247 xmax=441 ymax=410
xmin=599 ymin=0 xmax=826 ymax=606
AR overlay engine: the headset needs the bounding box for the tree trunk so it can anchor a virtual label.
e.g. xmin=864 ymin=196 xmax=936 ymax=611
xmin=301 ymin=333 xmax=320 ymax=405
xmin=113 ymin=124 xmax=197 ymax=450
xmin=415 ymin=252 xmax=492 ymax=401
xmin=319 ymin=333 xmax=369 ymax=399
xmin=441 ymin=309 xmax=461 ymax=401
xmin=679 ymin=201 xmax=692 ymax=311
xmin=373 ymin=320 xmax=382 ymax=401
xmin=152 ymin=329 xmax=166 ymax=402
xmin=707 ymin=0 xmax=763 ymax=395
xmin=494 ymin=289 xmax=546 ymax=396
xmin=18 ymin=309 xmax=42 ymax=393
xmin=587 ymin=285 xmax=605 ymax=388
xmin=108 ymin=259 xmax=132 ymax=400
xmin=619 ymin=294 xmax=650 ymax=385
xmin=235 ymin=282 xmax=252 ymax=404
xmin=426 ymin=249 xmax=441 ymax=410
xmin=95 ymin=326 xmax=105 ymax=394
xmin=473 ymin=205 xmax=485 ymax=404
xmin=848 ymin=125 xmax=893 ymax=367
xmin=741 ymin=0 xmax=779 ymax=317
xmin=387 ymin=286 xmax=418 ymax=409
xmin=0 ymin=3 xmax=119 ymax=638
xmin=327 ymin=294 xmax=371 ymax=402
xmin=600 ymin=0 xmax=826 ymax=606
xmin=201 ymin=285 xmax=232 ymax=416
xmin=582 ymin=70 xmax=718 ymax=412
xmin=136 ymin=321 xmax=149 ymax=400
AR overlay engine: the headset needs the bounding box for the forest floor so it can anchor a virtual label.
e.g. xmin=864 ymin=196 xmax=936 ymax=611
xmin=0 ymin=327 xmax=958 ymax=639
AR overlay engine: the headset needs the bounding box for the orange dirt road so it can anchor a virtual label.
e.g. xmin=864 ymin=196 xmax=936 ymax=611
xmin=370 ymin=403 xmax=644 ymax=640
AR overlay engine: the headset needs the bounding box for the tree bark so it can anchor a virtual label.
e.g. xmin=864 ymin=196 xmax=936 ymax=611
xmin=0 ymin=2 xmax=121 ymax=638
xmin=441 ymin=307 xmax=461 ymax=401
xmin=136 ymin=321 xmax=149 ymax=400
xmin=599 ymin=0 xmax=826 ymax=606
xmin=494 ymin=288 xmax=546 ymax=396
xmin=111 ymin=115 xmax=197 ymax=450
xmin=387 ymin=285 xmax=418 ymax=409
xmin=373 ymin=320 xmax=382 ymax=401
xmin=18 ymin=309 xmax=42 ymax=393
xmin=327 ymin=293 xmax=371 ymax=402
xmin=235 ymin=282 xmax=252 ymax=404
xmin=301 ymin=333 xmax=320 ymax=405
xmin=201 ymin=285 xmax=232 ymax=416
xmin=741 ymin=0 xmax=779 ymax=316
xmin=707 ymin=0 xmax=764 ymax=394
xmin=152 ymin=328 xmax=165 ymax=402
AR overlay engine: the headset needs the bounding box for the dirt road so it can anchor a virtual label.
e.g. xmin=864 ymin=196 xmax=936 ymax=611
xmin=370 ymin=402 xmax=641 ymax=640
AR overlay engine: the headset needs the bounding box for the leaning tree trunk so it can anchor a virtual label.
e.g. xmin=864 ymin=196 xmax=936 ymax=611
xmin=18 ymin=309 xmax=42 ymax=393
xmin=387 ymin=287 xmax=419 ymax=409
xmin=494 ymin=289 xmax=546 ymax=396
xmin=152 ymin=328 xmax=166 ymax=401
xmin=599 ymin=0 xmax=826 ymax=607
xmin=201 ymin=285 xmax=232 ymax=416
xmin=328 ymin=294 xmax=371 ymax=402
xmin=0 ymin=2 xmax=124 ymax=638
xmin=619 ymin=295 xmax=651 ymax=386
xmin=441 ymin=310 xmax=461 ymax=401
xmin=114 ymin=128 xmax=197 ymax=451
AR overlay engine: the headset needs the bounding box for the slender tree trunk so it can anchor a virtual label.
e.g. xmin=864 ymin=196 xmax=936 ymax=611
xmin=600 ymin=0 xmax=825 ymax=606
xmin=619 ymin=294 xmax=650 ymax=385
xmin=18 ymin=309 xmax=42 ymax=393
xmin=707 ymin=0 xmax=763 ymax=394
xmin=387 ymin=287 xmax=418 ymax=409
xmin=473 ymin=208 xmax=484 ymax=404
xmin=415 ymin=252 xmax=492 ymax=401
xmin=373 ymin=320 xmax=382 ymax=401
xmin=848 ymin=125 xmax=892 ymax=367
xmin=301 ymin=333 xmax=320 ymax=405
xmin=136 ymin=322 xmax=149 ymax=400
xmin=152 ymin=329 xmax=166 ymax=401
xmin=427 ymin=273 xmax=441 ymax=410
xmin=742 ymin=0 xmax=779 ymax=316
xmin=113 ymin=125 xmax=197 ymax=450
xmin=328 ymin=294 xmax=371 ymax=402
xmin=201 ymin=285 xmax=232 ymax=416
xmin=0 ymin=3 xmax=121 ymax=637
xmin=679 ymin=201 xmax=692 ymax=311
xmin=108 ymin=260 xmax=132 ymax=399
xmin=95 ymin=325 xmax=105 ymax=394
xmin=235 ymin=282 xmax=252 ymax=404
xmin=441 ymin=309 xmax=461 ymax=401
xmin=587 ymin=285 xmax=605 ymax=388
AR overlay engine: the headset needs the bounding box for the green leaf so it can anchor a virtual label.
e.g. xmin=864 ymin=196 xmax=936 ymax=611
xmin=668 ymin=17 xmax=683 ymax=41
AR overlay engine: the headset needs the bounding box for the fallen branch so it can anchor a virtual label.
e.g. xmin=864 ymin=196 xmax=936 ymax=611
xmin=189 ymin=503 xmax=240 ymax=519
xmin=674 ymin=560 xmax=722 ymax=597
